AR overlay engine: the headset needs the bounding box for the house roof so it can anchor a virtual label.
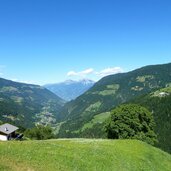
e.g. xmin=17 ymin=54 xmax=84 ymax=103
xmin=0 ymin=123 xmax=19 ymax=135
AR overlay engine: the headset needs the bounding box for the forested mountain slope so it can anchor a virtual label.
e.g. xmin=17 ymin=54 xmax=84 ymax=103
xmin=58 ymin=63 xmax=171 ymax=139
xmin=131 ymin=86 xmax=171 ymax=153
xmin=0 ymin=78 xmax=65 ymax=127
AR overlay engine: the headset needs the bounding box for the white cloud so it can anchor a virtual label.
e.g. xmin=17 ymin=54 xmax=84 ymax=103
xmin=67 ymin=71 xmax=78 ymax=76
xmin=67 ymin=67 xmax=124 ymax=80
xmin=96 ymin=67 xmax=123 ymax=77
xmin=67 ymin=68 xmax=94 ymax=77
xmin=81 ymin=68 xmax=94 ymax=75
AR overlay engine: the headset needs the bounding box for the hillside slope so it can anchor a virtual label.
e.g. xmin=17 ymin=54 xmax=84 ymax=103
xmin=58 ymin=63 xmax=171 ymax=137
xmin=0 ymin=78 xmax=65 ymax=127
xmin=131 ymin=86 xmax=171 ymax=153
xmin=65 ymin=87 xmax=171 ymax=154
xmin=44 ymin=79 xmax=95 ymax=101
xmin=0 ymin=139 xmax=171 ymax=171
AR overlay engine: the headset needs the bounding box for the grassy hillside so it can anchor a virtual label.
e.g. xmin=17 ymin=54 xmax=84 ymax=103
xmin=0 ymin=139 xmax=171 ymax=171
xmin=62 ymin=87 xmax=171 ymax=154
xmin=59 ymin=63 xmax=171 ymax=137
xmin=0 ymin=77 xmax=65 ymax=128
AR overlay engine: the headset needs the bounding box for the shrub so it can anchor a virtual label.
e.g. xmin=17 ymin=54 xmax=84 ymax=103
xmin=105 ymin=104 xmax=157 ymax=145
xmin=24 ymin=125 xmax=54 ymax=140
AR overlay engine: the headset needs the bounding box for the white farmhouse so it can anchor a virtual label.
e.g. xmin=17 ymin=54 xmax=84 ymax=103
xmin=158 ymin=92 xmax=169 ymax=97
xmin=0 ymin=123 xmax=19 ymax=141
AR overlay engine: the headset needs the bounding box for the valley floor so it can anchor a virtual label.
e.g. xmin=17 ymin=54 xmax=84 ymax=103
xmin=0 ymin=139 xmax=171 ymax=171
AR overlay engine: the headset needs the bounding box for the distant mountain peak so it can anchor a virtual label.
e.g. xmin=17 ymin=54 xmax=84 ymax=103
xmin=63 ymin=80 xmax=76 ymax=85
xmin=63 ymin=79 xmax=95 ymax=85
xmin=79 ymin=79 xmax=95 ymax=85
xmin=44 ymin=79 xmax=95 ymax=101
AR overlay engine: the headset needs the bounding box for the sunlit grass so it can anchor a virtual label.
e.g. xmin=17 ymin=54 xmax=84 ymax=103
xmin=0 ymin=139 xmax=171 ymax=171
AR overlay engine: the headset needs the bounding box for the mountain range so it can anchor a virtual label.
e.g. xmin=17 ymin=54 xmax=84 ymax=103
xmin=44 ymin=79 xmax=95 ymax=101
xmin=0 ymin=78 xmax=65 ymax=128
xmin=57 ymin=63 xmax=171 ymax=153
xmin=0 ymin=62 xmax=171 ymax=154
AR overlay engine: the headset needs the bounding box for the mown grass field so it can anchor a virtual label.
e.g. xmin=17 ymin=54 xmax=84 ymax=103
xmin=0 ymin=139 xmax=171 ymax=171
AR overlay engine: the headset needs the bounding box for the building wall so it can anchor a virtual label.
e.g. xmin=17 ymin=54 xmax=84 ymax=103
xmin=0 ymin=134 xmax=8 ymax=141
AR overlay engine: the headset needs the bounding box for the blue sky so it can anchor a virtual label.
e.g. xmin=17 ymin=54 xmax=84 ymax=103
xmin=0 ymin=0 xmax=171 ymax=85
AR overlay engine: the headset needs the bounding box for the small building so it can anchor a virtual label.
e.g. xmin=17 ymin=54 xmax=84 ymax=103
xmin=0 ymin=123 xmax=19 ymax=141
xmin=159 ymin=92 xmax=169 ymax=97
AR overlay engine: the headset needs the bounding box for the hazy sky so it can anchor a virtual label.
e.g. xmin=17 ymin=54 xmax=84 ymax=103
xmin=0 ymin=0 xmax=171 ymax=85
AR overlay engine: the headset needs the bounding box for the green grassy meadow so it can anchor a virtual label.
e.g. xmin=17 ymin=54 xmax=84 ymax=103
xmin=0 ymin=139 xmax=171 ymax=171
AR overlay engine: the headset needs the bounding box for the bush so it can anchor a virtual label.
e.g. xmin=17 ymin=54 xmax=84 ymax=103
xmin=24 ymin=125 xmax=54 ymax=140
xmin=105 ymin=104 xmax=157 ymax=145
